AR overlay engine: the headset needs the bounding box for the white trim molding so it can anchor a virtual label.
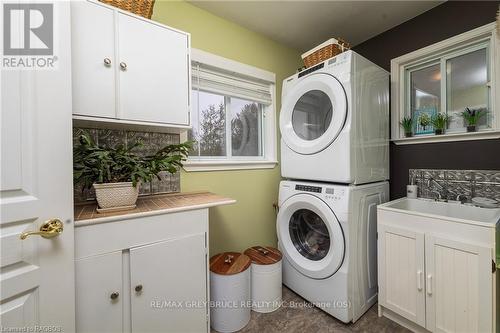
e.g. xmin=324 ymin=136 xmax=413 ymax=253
xmin=182 ymin=160 xmax=278 ymax=172
xmin=391 ymin=22 xmax=500 ymax=145
xmin=185 ymin=48 xmax=278 ymax=171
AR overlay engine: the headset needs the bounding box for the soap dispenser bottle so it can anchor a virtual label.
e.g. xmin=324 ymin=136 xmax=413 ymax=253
xmin=407 ymin=175 xmax=418 ymax=199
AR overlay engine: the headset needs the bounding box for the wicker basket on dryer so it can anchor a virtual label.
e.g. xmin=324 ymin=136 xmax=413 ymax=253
xmin=99 ymin=0 xmax=155 ymax=19
xmin=301 ymin=38 xmax=351 ymax=68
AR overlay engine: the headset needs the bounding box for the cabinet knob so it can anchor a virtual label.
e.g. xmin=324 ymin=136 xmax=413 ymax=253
xmin=135 ymin=284 xmax=143 ymax=293
xmin=120 ymin=62 xmax=127 ymax=71
xmin=110 ymin=292 xmax=119 ymax=300
xmin=103 ymin=58 xmax=111 ymax=66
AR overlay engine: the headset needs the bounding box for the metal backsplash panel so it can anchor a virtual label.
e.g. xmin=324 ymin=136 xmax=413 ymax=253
xmin=409 ymin=169 xmax=500 ymax=202
xmin=73 ymin=127 xmax=181 ymax=203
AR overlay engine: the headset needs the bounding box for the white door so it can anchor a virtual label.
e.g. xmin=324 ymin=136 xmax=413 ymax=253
xmin=0 ymin=1 xmax=74 ymax=331
xmin=71 ymin=0 xmax=116 ymax=118
xmin=279 ymin=73 xmax=347 ymax=155
xmin=425 ymin=234 xmax=493 ymax=333
xmin=277 ymin=194 xmax=345 ymax=279
xmin=117 ymin=12 xmax=190 ymax=125
xmin=377 ymin=225 xmax=425 ymax=327
xmin=130 ymin=234 xmax=207 ymax=332
xmin=76 ymin=252 xmax=123 ymax=333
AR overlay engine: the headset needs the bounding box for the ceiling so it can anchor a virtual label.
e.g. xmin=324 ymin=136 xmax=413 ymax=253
xmin=189 ymin=1 xmax=444 ymax=52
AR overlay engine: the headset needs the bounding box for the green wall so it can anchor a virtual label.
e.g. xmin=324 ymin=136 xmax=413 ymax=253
xmin=152 ymin=1 xmax=302 ymax=255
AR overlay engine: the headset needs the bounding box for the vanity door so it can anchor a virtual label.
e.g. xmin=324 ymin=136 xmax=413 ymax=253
xmin=425 ymin=235 xmax=493 ymax=333
xmin=377 ymin=224 xmax=426 ymax=327
xmin=130 ymin=234 xmax=208 ymax=332
xmin=76 ymin=251 xmax=123 ymax=333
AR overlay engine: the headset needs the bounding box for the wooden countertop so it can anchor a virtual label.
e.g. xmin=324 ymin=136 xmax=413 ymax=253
xmin=74 ymin=191 xmax=236 ymax=226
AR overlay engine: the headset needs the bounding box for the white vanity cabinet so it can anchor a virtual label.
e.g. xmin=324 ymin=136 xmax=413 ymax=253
xmin=71 ymin=0 xmax=190 ymax=128
xmin=377 ymin=200 xmax=497 ymax=333
xmin=75 ymin=209 xmax=209 ymax=333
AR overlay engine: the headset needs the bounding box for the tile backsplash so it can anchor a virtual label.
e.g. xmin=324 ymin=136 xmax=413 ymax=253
xmin=409 ymin=169 xmax=500 ymax=202
xmin=73 ymin=127 xmax=181 ymax=203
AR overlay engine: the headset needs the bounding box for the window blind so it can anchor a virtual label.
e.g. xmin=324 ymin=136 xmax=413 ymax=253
xmin=192 ymin=62 xmax=273 ymax=105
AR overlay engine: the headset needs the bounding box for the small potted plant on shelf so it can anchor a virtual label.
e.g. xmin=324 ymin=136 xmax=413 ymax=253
xmin=73 ymin=133 xmax=192 ymax=212
xmin=399 ymin=116 xmax=414 ymax=137
xmin=461 ymin=107 xmax=485 ymax=132
xmin=431 ymin=112 xmax=449 ymax=135
xmin=418 ymin=113 xmax=431 ymax=132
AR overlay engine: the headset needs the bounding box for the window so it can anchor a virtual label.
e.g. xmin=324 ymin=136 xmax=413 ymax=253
xmin=405 ymin=43 xmax=491 ymax=134
xmin=183 ymin=49 xmax=277 ymax=171
xmin=391 ymin=23 xmax=500 ymax=144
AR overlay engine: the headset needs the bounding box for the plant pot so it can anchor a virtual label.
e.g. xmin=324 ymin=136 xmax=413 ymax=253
xmin=404 ymin=132 xmax=413 ymax=138
xmin=467 ymin=125 xmax=477 ymax=132
xmin=434 ymin=129 xmax=444 ymax=135
xmin=93 ymin=182 xmax=140 ymax=211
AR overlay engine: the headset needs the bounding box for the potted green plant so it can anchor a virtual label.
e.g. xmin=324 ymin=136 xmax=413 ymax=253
xmin=399 ymin=116 xmax=414 ymax=137
xmin=431 ymin=113 xmax=449 ymax=135
xmin=74 ymin=133 xmax=192 ymax=211
xmin=418 ymin=113 xmax=431 ymax=132
xmin=461 ymin=107 xmax=485 ymax=132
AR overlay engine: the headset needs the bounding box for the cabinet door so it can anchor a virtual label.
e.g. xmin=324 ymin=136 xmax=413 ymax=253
xmin=425 ymin=235 xmax=493 ymax=333
xmin=130 ymin=234 xmax=207 ymax=332
xmin=71 ymin=0 xmax=116 ymax=118
xmin=378 ymin=224 xmax=426 ymax=327
xmin=76 ymin=251 xmax=123 ymax=333
xmin=117 ymin=12 xmax=190 ymax=125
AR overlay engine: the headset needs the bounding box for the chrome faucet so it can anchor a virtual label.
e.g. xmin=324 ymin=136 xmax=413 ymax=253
xmin=430 ymin=190 xmax=442 ymax=201
xmin=427 ymin=177 xmax=448 ymax=202
xmin=456 ymin=194 xmax=468 ymax=204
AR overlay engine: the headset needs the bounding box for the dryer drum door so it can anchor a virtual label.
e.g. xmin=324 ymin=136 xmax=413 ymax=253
xmin=277 ymin=194 xmax=345 ymax=279
xmin=280 ymin=73 xmax=347 ymax=155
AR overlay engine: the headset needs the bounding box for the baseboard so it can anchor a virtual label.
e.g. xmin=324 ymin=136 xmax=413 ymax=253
xmin=378 ymin=305 xmax=430 ymax=333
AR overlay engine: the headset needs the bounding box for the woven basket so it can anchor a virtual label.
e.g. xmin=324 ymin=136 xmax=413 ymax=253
xmin=302 ymin=38 xmax=350 ymax=68
xmin=99 ymin=0 xmax=155 ymax=19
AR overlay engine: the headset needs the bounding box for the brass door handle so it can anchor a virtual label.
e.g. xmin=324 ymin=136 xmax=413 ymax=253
xmin=20 ymin=219 xmax=63 ymax=240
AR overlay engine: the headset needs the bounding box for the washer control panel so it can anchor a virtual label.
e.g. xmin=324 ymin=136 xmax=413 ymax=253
xmin=295 ymin=184 xmax=322 ymax=193
xmin=325 ymin=187 xmax=345 ymax=201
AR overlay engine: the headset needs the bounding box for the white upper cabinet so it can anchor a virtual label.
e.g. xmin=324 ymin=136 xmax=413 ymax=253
xmin=71 ymin=1 xmax=116 ymax=118
xmin=117 ymin=12 xmax=190 ymax=125
xmin=71 ymin=0 xmax=191 ymax=128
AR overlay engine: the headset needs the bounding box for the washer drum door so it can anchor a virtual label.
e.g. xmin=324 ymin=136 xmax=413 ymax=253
xmin=280 ymin=73 xmax=347 ymax=155
xmin=277 ymin=194 xmax=345 ymax=279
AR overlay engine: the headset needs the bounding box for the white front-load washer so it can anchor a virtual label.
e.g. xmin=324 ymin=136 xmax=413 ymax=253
xmin=277 ymin=180 xmax=389 ymax=323
xmin=280 ymin=50 xmax=389 ymax=184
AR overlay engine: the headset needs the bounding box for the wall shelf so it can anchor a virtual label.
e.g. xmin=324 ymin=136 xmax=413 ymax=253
xmin=392 ymin=130 xmax=500 ymax=145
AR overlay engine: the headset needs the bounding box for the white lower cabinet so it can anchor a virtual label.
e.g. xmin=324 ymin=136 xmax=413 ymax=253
xmin=425 ymin=236 xmax=492 ymax=333
xmin=378 ymin=225 xmax=426 ymax=327
xmin=76 ymin=251 xmax=123 ymax=333
xmin=378 ymin=211 xmax=495 ymax=333
xmin=130 ymin=234 xmax=207 ymax=332
xmin=75 ymin=210 xmax=210 ymax=333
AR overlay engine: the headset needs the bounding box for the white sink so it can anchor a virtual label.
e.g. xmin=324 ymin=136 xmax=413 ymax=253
xmin=379 ymin=197 xmax=500 ymax=226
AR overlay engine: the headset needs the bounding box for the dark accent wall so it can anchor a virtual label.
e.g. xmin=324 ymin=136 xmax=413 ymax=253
xmin=353 ymin=1 xmax=500 ymax=199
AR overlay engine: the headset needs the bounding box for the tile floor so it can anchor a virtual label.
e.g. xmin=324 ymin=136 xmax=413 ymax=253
xmin=217 ymin=286 xmax=409 ymax=333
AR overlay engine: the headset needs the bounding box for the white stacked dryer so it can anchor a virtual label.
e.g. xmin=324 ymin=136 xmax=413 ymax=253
xmin=280 ymin=50 xmax=389 ymax=184
xmin=277 ymin=50 xmax=390 ymax=323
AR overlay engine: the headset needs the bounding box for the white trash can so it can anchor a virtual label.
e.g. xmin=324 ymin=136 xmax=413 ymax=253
xmin=210 ymin=252 xmax=251 ymax=333
xmin=244 ymin=246 xmax=282 ymax=313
